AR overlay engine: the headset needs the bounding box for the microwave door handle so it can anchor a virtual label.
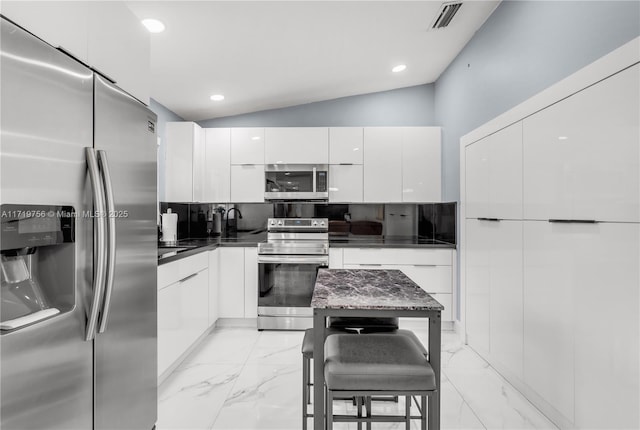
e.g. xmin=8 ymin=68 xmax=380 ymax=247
xmin=312 ymin=166 xmax=316 ymax=193
xmin=85 ymin=148 xmax=107 ymax=342
xmin=97 ymin=150 xmax=116 ymax=334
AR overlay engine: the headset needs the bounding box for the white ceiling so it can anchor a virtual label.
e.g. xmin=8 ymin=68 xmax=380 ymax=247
xmin=126 ymin=1 xmax=500 ymax=121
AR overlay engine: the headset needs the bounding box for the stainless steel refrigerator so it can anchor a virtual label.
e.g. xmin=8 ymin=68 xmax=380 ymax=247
xmin=0 ymin=17 xmax=157 ymax=429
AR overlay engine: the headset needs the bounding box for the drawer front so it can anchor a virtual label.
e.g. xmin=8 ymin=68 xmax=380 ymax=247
xmin=343 ymin=264 xmax=452 ymax=294
xmin=158 ymin=260 xmax=180 ymax=289
xmin=342 ymin=248 xmax=452 ymax=266
xmin=178 ymin=252 xmax=208 ymax=279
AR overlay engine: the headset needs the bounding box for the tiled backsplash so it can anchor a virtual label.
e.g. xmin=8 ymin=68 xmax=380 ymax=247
xmin=160 ymin=202 xmax=456 ymax=244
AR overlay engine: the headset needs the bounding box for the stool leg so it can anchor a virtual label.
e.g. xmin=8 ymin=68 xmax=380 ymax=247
xmin=327 ymin=389 xmax=334 ymax=430
xmin=356 ymin=396 xmax=362 ymax=430
xmin=365 ymin=396 xmax=372 ymax=430
xmin=307 ymin=356 xmax=312 ymax=404
xmin=421 ymin=395 xmax=427 ymax=430
xmin=302 ymin=355 xmax=308 ymax=430
xmin=405 ymin=396 xmax=411 ymax=430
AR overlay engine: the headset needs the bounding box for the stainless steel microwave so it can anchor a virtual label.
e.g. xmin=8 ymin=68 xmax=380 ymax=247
xmin=264 ymin=164 xmax=328 ymax=201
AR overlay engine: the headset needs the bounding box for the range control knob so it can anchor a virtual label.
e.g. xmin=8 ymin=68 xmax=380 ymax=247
xmin=312 ymin=220 xmax=318 ymax=226
xmin=269 ymin=220 xmax=276 ymax=226
xmin=277 ymin=220 xmax=284 ymax=226
xmin=320 ymin=221 xmax=325 ymax=226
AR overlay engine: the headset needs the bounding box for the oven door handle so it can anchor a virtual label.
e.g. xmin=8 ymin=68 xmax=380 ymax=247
xmin=258 ymin=255 xmax=329 ymax=265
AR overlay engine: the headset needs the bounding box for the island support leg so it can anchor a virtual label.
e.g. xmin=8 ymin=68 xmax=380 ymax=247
xmin=428 ymin=311 xmax=441 ymax=429
xmin=313 ymin=311 xmax=326 ymax=430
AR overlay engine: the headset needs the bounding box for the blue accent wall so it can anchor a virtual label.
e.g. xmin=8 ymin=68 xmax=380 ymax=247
xmin=435 ymin=0 xmax=640 ymax=201
xmin=197 ymin=84 xmax=436 ymax=127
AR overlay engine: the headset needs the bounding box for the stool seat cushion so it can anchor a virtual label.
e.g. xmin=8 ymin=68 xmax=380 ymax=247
xmin=324 ymin=334 xmax=436 ymax=391
xmin=302 ymin=328 xmax=428 ymax=357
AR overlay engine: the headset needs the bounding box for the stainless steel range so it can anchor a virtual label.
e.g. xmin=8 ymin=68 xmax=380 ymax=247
xmin=257 ymin=218 xmax=329 ymax=330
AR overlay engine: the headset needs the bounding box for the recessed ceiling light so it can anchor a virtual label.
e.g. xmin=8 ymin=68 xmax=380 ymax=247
xmin=558 ymin=136 xmax=568 ymax=140
xmin=141 ymin=19 xmax=165 ymax=33
xmin=210 ymin=94 xmax=225 ymax=101
xmin=251 ymin=136 xmax=261 ymax=140
xmin=392 ymin=64 xmax=407 ymax=73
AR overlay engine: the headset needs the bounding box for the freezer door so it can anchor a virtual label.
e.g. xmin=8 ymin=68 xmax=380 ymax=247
xmin=93 ymin=75 xmax=158 ymax=430
xmin=0 ymin=18 xmax=94 ymax=429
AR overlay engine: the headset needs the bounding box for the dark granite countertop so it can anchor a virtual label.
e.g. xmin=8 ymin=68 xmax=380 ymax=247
xmin=157 ymin=231 xmax=266 ymax=265
xmin=328 ymin=234 xmax=455 ymax=249
xmin=311 ymin=269 xmax=444 ymax=311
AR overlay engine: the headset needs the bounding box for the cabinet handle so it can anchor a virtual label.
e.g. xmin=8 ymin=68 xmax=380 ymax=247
xmin=548 ymin=219 xmax=598 ymax=224
xmin=413 ymin=264 xmax=436 ymax=267
xmin=359 ymin=263 xmax=382 ymax=267
xmin=477 ymin=217 xmax=500 ymax=222
xmin=178 ymin=273 xmax=198 ymax=283
xmin=339 ymin=163 xmax=354 ymax=165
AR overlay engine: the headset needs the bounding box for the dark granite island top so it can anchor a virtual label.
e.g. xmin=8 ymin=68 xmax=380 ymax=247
xmin=311 ymin=268 xmax=444 ymax=311
xmin=310 ymin=268 xmax=443 ymax=430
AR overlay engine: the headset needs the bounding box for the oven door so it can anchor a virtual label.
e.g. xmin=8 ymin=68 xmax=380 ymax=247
xmin=257 ymin=254 xmax=329 ymax=312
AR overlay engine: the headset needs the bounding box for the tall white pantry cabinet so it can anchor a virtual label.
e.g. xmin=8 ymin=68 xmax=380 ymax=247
xmin=461 ymin=39 xmax=639 ymax=430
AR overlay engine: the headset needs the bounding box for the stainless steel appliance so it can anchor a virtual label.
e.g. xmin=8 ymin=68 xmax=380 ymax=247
xmin=257 ymin=218 xmax=329 ymax=330
xmin=0 ymin=18 xmax=157 ymax=429
xmin=264 ymin=164 xmax=328 ymax=201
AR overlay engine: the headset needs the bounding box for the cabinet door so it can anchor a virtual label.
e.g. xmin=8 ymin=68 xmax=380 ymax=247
xmin=523 ymin=64 xmax=639 ymax=222
xmin=208 ymin=250 xmax=219 ymax=326
xmin=329 ymin=165 xmax=363 ymax=202
xmin=243 ymin=248 xmax=258 ymax=318
xmin=523 ymin=221 xmax=574 ymax=422
xmin=87 ymin=2 xmax=150 ymax=103
xmin=328 ymin=248 xmax=344 ymax=269
xmin=192 ymin=125 xmax=205 ymax=202
xmin=489 ymin=220 xmax=523 ymax=379
xmin=180 ymin=269 xmax=209 ymax=344
xmin=465 ymin=219 xmax=491 ymax=354
xmin=218 ymin=248 xmax=245 ymax=318
xmin=157 ymin=281 xmax=182 ymax=376
xmin=205 ymin=128 xmax=231 ymax=202
xmin=572 ymin=223 xmax=639 ymax=429
xmin=489 ymin=123 xmax=522 ymax=219
xmin=402 ymin=127 xmax=441 ymax=202
xmin=363 ymin=128 xmax=402 ymax=202
xmin=465 ymin=139 xmax=490 ymax=218
xmin=231 ymin=128 xmax=265 ymax=164
xmin=265 ymin=127 xmax=329 ymax=164
xmin=165 ymin=122 xmax=195 ymax=202
xmin=329 ymin=127 xmax=363 ymax=164
xmin=230 ymin=165 xmax=265 ymax=202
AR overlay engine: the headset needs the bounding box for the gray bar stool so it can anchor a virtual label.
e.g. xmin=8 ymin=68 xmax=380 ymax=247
xmin=324 ymin=333 xmax=437 ymax=430
xmin=301 ymin=318 xmax=428 ymax=430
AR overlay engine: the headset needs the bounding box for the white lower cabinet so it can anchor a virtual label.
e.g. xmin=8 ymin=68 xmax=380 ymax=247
xmin=524 ymin=221 xmax=639 ymax=427
xmin=244 ymin=248 xmax=258 ymax=318
xmin=342 ymin=248 xmax=454 ymax=321
xmin=208 ymin=249 xmax=220 ymax=326
xmin=218 ymin=247 xmax=245 ymax=318
xmin=328 ymin=248 xmax=344 ymax=269
xmin=157 ymin=252 xmax=209 ymax=377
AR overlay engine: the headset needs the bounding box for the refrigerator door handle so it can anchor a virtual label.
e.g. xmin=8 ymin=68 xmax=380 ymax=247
xmin=97 ymin=150 xmax=116 ymax=334
xmin=85 ymin=148 xmax=107 ymax=341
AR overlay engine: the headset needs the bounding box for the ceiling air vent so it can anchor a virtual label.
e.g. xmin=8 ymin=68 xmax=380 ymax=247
xmin=431 ymin=2 xmax=463 ymax=29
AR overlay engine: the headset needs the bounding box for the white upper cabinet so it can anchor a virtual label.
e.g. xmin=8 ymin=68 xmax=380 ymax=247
xmin=230 ymin=165 xmax=265 ymax=202
xmin=329 ymin=165 xmax=363 ymax=202
xmin=265 ymin=127 xmax=329 ymax=164
xmin=466 ymin=122 xmax=522 ymax=219
xmin=165 ymin=122 xmax=200 ymax=202
xmin=1 ymin=1 xmax=150 ymax=103
xmin=363 ymin=128 xmax=402 ymax=202
xmin=192 ymin=126 xmax=206 ymax=202
xmin=523 ymin=64 xmax=639 ymax=222
xmin=402 ymin=127 xmax=441 ymax=202
xmin=363 ymin=127 xmax=441 ymax=203
xmin=204 ymin=128 xmax=231 ymax=202
xmin=231 ymin=128 xmax=265 ymax=164
xmin=329 ymin=127 xmax=363 ymax=164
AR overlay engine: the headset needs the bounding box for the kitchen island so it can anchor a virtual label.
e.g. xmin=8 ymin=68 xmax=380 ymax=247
xmin=311 ymin=268 xmax=444 ymax=430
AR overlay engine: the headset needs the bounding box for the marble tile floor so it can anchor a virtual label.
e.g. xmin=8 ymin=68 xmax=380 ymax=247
xmin=157 ymin=327 xmax=558 ymax=430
